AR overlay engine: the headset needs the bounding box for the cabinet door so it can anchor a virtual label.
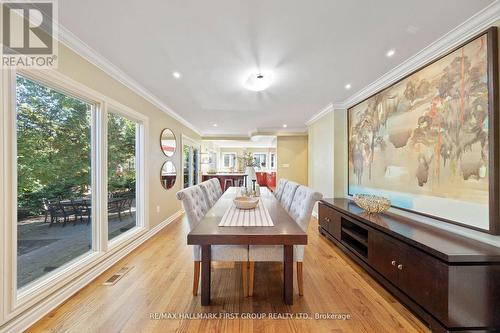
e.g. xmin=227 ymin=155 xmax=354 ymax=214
xmin=318 ymin=203 xmax=329 ymax=231
xmin=398 ymin=242 xmax=447 ymax=320
xmin=318 ymin=204 xmax=341 ymax=240
xmin=368 ymin=231 xmax=400 ymax=285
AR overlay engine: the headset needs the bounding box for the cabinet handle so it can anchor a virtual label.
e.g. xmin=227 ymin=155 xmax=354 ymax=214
xmin=397 ymin=264 xmax=403 ymax=270
xmin=391 ymin=260 xmax=396 ymax=266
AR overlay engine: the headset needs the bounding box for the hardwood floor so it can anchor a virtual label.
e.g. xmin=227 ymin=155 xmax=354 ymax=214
xmin=27 ymin=216 xmax=430 ymax=333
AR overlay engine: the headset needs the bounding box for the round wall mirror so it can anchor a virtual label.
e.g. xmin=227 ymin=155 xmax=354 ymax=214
xmin=160 ymin=128 xmax=176 ymax=157
xmin=160 ymin=161 xmax=176 ymax=190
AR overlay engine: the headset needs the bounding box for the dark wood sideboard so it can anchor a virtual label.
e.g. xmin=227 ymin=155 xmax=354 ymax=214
xmin=318 ymin=198 xmax=500 ymax=333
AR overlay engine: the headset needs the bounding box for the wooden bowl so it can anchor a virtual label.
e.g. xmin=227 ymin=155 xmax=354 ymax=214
xmin=353 ymin=194 xmax=391 ymax=214
xmin=233 ymin=196 xmax=259 ymax=210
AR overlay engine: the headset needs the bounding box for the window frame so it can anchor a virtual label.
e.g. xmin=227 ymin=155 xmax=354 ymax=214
xmin=222 ymin=152 xmax=236 ymax=169
xmin=270 ymin=152 xmax=277 ymax=170
xmin=1 ymin=68 xmax=149 ymax=320
xmin=252 ymin=152 xmax=268 ymax=170
xmin=106 ymin=105 xmax=148 ymax=248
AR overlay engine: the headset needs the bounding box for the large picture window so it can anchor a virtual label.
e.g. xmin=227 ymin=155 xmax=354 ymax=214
xmin=10 ymin=71 xmax=146 ymax=300
xmin=16 ymin=75 xmax=93 ymax=288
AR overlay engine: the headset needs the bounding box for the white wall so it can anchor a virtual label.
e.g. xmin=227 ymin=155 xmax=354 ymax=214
xmin=308 ymin=112 xmax=334 ymax=198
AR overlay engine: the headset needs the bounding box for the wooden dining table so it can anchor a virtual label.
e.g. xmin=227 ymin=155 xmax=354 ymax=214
xmin=187 ymin=187 xmax=307 ymax=306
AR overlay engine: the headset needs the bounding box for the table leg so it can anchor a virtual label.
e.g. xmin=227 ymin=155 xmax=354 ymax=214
xmin=201 ymin=245 xmax=211 ymax=305
xmin=283 ymin=245 xmax=293 ymax=305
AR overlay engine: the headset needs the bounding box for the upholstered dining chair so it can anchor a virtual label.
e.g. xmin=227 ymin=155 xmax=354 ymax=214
xmin=176 ymin=185 xmax=249 ymax=296
xmin=247 ymin=185 xmax=322 ymax=296
xmin=274 ymin=178 xmax=288 ymax=201
xmin=210 ymin=178 xmax=223 ymax=198
xmin=199 ymin=180 xmax=219 ymax=208
xmin=279 ymin=181 xmax=299 ymax=211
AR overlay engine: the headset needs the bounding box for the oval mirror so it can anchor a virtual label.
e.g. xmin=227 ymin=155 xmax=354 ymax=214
xmin=160 ymin=161 xmax=176 ymax=190
xmin=160 ymin=128 xmax=176 ymax=157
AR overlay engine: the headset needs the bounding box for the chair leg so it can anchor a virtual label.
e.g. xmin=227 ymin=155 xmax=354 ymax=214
xmin=242 ymin=261 xmax=248 ymax=297
xmin=193 ymin=261 xmax=201 ymax=296
xmin=297 ymin=262 xmax=304 ymax=296
xmin=248 ymin=261 xmax=255 ymax=297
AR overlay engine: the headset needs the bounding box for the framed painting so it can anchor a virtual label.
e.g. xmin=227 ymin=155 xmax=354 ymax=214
xmin=347 ymin=27 xmax=499 ymax=234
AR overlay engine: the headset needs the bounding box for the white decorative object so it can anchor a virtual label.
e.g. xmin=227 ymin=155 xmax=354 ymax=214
xmin=245 ymin=166 xmax=256 ymax=181
xmin=233 ymin=196 xmax=259 ymax=210
xmin=245 ymin=166 xmax=257 ymax=192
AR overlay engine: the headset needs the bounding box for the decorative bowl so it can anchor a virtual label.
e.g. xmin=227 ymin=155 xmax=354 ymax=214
xmin=353 ymin=194 xmax=391 ymax=214
xmin=233 ymin=196 xmax=259 ymax=210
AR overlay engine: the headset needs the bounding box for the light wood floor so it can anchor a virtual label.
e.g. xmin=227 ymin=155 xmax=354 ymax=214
xmin=28 ymin=216 xmax=430 ymax=333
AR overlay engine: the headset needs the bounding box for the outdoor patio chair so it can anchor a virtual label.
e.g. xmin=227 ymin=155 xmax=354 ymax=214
xmin=43 ymin=198 xmax=80 ymax=227
xmin=108 ymin=197 xmax=126 ymax=221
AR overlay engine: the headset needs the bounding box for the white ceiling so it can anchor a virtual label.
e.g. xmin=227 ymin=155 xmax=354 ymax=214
xmin=59 ymin=0 xmax=494 ymax=136
xmin=207 ymin=136 xmax=277 ymax=149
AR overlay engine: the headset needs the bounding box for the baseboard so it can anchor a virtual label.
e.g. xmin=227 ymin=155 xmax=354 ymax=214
xmin=0 ymin=210 xmax=183 ymax=333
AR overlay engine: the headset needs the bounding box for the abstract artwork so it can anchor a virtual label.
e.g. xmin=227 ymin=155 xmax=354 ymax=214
xmin=348 ymin=29 xmax=498 ymax=232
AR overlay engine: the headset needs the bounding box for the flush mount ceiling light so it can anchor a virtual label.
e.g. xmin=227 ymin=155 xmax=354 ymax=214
xmin=345 ymin=83 xmax=352 ymax=89
xmin=172 ymin=71 xmax=182 ymax=79
xmin=386 ymin=49 xmax=396 ymax=57
xmin=282 ymin=124 xmax=288 ymax=128
xmin=243 ymin=71 xmax=274 ymax=92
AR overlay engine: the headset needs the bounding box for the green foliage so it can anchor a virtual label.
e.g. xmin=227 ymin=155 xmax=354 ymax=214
xmin=16 ymin=75 xmax=136 ymax=218
xmin=107 ymin=112 xmax=136 ymax=193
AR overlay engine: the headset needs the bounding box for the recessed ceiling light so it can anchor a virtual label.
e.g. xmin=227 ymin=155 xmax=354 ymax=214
xmin=212 ymin=123 xmax=218 ymax=127
xmin=386 ymin=49 xmax=396 ymax=57
xmin=243 ymin=71 xmax=274 ymax=92
xmin=345 ymin=83 xmax=352 ymax=90
xmin=172 ymin=71 xmax=182 ymax=79
xmin=283 ymin=124 xmax=288 ymax=128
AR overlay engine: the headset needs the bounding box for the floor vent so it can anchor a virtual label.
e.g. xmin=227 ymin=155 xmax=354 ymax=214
xmin=103 ymin=266 xmax=133 ymax=286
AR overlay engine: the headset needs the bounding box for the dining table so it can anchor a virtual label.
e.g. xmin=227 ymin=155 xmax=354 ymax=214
xmin=187 ymin=187 xmax=307 ymax=306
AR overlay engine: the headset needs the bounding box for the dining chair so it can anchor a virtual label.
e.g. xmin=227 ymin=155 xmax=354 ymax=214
xmin=279 ymin=181 xmax=299 ymax=211
xmin=247 ymin=185 xmax=322 ymax=296
xmin=176 ymin=185 xmax=249 ymax=296
xmin=274 ymin=179 xmax=288 ymax=201
xmin=209 ymin=178 xmax=223 ymax=198
xmin=199 ymin=180 xmax=219 ymax=208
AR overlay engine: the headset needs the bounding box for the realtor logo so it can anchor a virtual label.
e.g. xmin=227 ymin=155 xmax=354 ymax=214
xmin=1 ymin=0 xmax=58 ymax=68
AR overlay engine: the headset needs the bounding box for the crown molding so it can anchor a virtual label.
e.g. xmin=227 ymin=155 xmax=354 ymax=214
xmin=305 ymin=0 xmax=500 ymax=126
xmin=342 ymin=0 xmax=500 ymax=109
xmin=305 ymin=103 xmax=333 ymax=126
xmin=56 ymin=25 xmax=202 ymax=136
